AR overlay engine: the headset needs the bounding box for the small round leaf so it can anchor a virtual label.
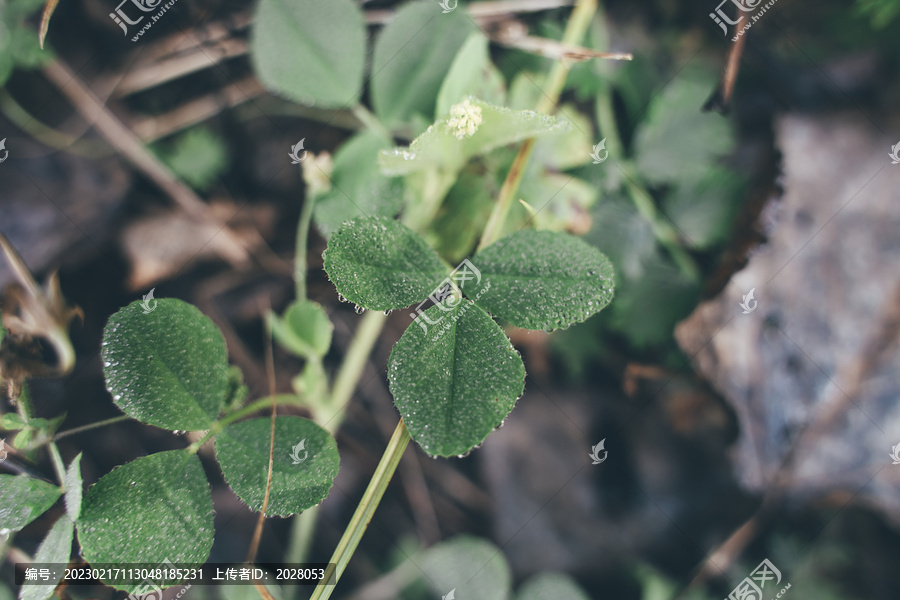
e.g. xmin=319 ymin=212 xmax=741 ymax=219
xmin=388 ymin=300 xmax=525 ymax=457
xmin=251 ymin=0 xmax=365 ymax=108
xmin=215 ymin=416 xmax=339 ymax=516
xmin=471 ymin=230 xmax=615 ymax=331
xmin=323 ymin=217 xmax=447 ymax=311
xmin=421 ymin=535 xmax=512 ymax=600
xmin=77 ymin=450 xmax=214 ymax=591
xmin=102 ymin=299 xmax=229 ymax=430
xmin=268 ymin=300 xmax=333 ymax=359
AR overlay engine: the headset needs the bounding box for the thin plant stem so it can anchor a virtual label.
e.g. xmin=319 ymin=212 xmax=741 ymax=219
xmin=309 ymin=420 xmax=411 ymax=600
xmin=478 ymin=0 xmax=598 ymax=251
xmin=594 ymin=92 xmax=700 ymax=280
xmin=351 ymin=104 xmax=392 ymax=141
xmin=52 ymin=415 xmax=130 ymax=442
xmin=186 ymin=395 xmax=302 ymax=454
xmin=294 ymin=190 xmax=316 ymax=301
xmin=323 ymin=310 xmax=387 ymax=435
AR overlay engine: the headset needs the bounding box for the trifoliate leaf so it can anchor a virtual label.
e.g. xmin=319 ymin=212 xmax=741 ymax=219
xmin=388 ymin=300 xmax=525 ymax=457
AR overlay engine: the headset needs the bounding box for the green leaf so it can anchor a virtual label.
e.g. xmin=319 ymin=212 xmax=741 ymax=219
xmin=268 ymin=300 xmax=333 ymax=359
xmin=661 ymin=167 xmax=744 ymax=249
xmin=435 ymin=33 xmax=506 ymax=117
xmin=371 ymin=2 xmax=475 ymax=128
xmin=64 ymin=453 xmax=83 ymax=522
xmin=215 ymin=416 xmax=339 ymax=516
xmin=312 ymin=131 xmax=404 ymax=236
xmin=18 ymin=517 xmax=74 ymax=600
xmin=0 ymin=475 xmax=60 ymax=532
xmin=470 ymin=230 xmax=615 ymax=331
xmin=388 ymin=299 xmax=525 ymax=457
xmin=379 ymin=99 xmax=569 ymax=176
xmin=101 ymin=299 xmax=230 ymax=431
xmin=517 ymin=573 xmax=590 ymax=600
xmin=0 ymin=413 xmax=26 ymax=430
xmin=77 ymin=450 xmax=214 ymax=591
xmin=323 ymin=216 xmax=448 ymax=311
xmin=251 ymin=0 xmax=365 ymax=107
xmin=421 ymin=535 xmax=512 ymax=600
xmin=151 ymin=128 xmax=228 ymax=192
xmin=633 ymin=71 xmax=735 ymax=184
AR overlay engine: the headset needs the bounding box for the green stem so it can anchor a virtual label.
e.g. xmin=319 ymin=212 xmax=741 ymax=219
xmin=595 ymin=85 xmax=700 ymax=280
xmin=351 ymin=104 xmax=392 ymax=141
xmin=322 ymin=310 xmax=387 ymax=435
xmin=294 ymin=191 xmax=316 ymax=301
xmin=186 ymin=395 xmax=303 ymax=454
xmin=285 ymin=506 xmax=320 ymax=600
xmin=309 ymin=420 xmax=411 ymax=600
xmin=477 ymin=0 xmax=598 ymax=251
xmin=52 ymin=415 xmax=130 ymax=442
xmin=47 ymin=442 xmax=66 ymax=486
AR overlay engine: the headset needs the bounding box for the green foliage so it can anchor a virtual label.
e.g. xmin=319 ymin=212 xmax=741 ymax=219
xmin=151 ymin=128 xmax=229 ymax=192
xmin=379 ymin=98 xmax=569 ymax=177
xmin=435 ymin=33 xmax=507 ymax=117
xmin=517 ymin=573 xmax=591 ymax=600
xmin=268 ymin=300 xmax=333 ymax=360
xmin=470 ymin=229 xmax=615 ymax=331
xmin=312 ymin=131 xmax=405 ymax=236
xmin=101 ymin=299 xmax=230 ymax=431
xmin=76 ymin=450 xmax=214 ymax=590
xmin=215 ymin=416 xmax=340 ymax=516
xmin=371 ymin=2 xmax=475 ymax=129
xmin=251 ymin=0 xmax=365 ymax=107
xmin=633 ymin=74 xmax=734 ymax=184
xmin=64 ymin=453 xmax=83 ymax=521
xmin=323 ymin=216 xmax=448 ymax=311
xmin=856 ymin=0 xmax=900 ymax=26
xmin=325 ymin=216 xmax=613 ymax=456
xmin=421 ymin=536 xmax=512 ymax=600
xmin=0 ymin=0 xmax=52 ymax=86
xmin=0 ymin=475 xmax=60 ymax=532
xmin=388 ymin=300 xmax=525 ymax=457
xmin=19 ymin=517 xmax=74 ymax=600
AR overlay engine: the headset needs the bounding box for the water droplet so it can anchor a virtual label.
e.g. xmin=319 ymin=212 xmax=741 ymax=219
xmin=354 ymin=306 xmax=365 ymax=314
